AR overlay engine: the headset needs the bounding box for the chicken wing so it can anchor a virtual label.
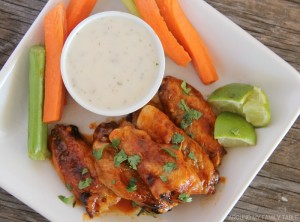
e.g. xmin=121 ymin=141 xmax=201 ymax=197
xmin=49 ymin=124 xmax=120 ymax=217
xmin=158 ymin=76 xmax=226 ymax=167
xmin=92 ymin=122 xmax=175 ymax=213
xmin=109 ymin=124 xmax=201 ymax=202
xmin=136 ymin=105 xmax=219 ymax=194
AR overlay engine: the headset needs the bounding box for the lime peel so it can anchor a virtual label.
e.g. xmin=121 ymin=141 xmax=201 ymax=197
xmin=214 ymin=112 xmax=257 ymax=147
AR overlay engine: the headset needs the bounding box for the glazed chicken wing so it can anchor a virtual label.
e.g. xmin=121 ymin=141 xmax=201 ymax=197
xmin=158 ymin=76 xmax=226 ymax=167
xmin=92 ymin=122 xmax=175 ymax=213
xmin=49 ymin=125 xmax=120 ymax=217
xmin=136 ymin=105 xmax=219 ymax=194
xmin=109 ymin=124 xmax=201 ymax=202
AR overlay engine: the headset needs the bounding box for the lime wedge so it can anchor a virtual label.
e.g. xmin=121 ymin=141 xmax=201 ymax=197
xmin=208 ymin=83 xmax=271 ymax=127
xmin=214 ymin=112 xmax=257 ymax=147
xmin=243 ymin=87 xmax=271 ymax=127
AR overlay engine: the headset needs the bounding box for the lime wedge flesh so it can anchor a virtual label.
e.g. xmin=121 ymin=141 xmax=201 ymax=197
xmin=208 ymin=83 xmax=271 ymax=127
xmin=214 ymin=112 xmax=257 ymax=147
xmin=243 ymin=87 xmax=271 ymax=127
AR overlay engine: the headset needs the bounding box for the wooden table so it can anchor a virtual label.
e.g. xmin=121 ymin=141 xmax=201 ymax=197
xmin=0 ymin=0 xmax=299 ymax=221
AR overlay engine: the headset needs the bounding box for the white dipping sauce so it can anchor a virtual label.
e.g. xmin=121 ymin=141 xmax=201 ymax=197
xmin=63 ymin=13 xmax=163 ymax=115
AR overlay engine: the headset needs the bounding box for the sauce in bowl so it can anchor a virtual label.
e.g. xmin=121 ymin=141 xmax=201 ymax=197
xmin=61 ymin=11 xmax=165 ymax=116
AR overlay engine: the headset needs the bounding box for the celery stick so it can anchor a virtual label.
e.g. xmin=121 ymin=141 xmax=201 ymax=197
xmin=28 ymin=46 xmax=50 ymax=160
xmin=121 ymin=0 xmax=141 ymax=17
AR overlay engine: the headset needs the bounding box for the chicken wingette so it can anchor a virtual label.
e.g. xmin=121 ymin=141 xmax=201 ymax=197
xmin=158 ymin=76 xmax=226 ymax=167
xmin=136 ymin=105 xmax=219 ymax=194
xmin=49 ymin=124 xmax=120 ymax=217
xmin=109 ymin=124 xmax=201 ymax=203
xmin=92 ymin=122 xmax=176 ymax=213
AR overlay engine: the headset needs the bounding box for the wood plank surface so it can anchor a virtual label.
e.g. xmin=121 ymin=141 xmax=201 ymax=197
xmin=0 ymin=0 xmax=299 ymax=221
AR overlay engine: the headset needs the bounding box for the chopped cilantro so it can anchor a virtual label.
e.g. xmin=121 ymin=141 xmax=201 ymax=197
xmin=160 ymin=175 xmax=168 ymax=183
xmin=127 ymin=178 xmax=137 ymax=192
xmin=178 ymin=193 xmax=192 ymax=202
xmin=172 ymin=132 xmax=184 ymax=144
xmin=181 ymin=81 xmax=191 ymax=95
xmin=178 ymin=98 xmax=190 ymax=111
xmin=163 ymin=162 xmax=177 ymax=173
xmin=81 ymin=168 xmax=88 ymax=175
xmin=178 ymin=99 xmax=202 ymax=129
xmin=188 ymin=152 xmax=197 ymax=162
xmin=112 ymin=138 xmax=120 ymax=150
xmin=78 ymin=178 xmax=93 ymax=190
xmin=128 ymin=154 xmax=141 ymax=170
xmin=171 ymin=145 xmax=180 ymax=150
xmin=163 ymin=148 xmax=177 ymax=159
xmin=187 ymin=132 xmax=194 ymax=139
xmin=114 ymin=150 xmax=128 ymax=167
xmin=93 ymin=144 xmax=109 ymax=160
xmin=111 ymin=179 xmax=116 ymax=185
xmin=58 ymin=195 xmax=75 ymax=207
xmin=137 ymin=208 xmax=157 ymax=217
xmin=132 ymin=201 xmax=138 ymax=207
xmin=65 ymin=183 xmax=73 ymax=191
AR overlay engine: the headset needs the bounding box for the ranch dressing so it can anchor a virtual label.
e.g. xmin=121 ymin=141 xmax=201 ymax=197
xmin=64 ymin=15 xmax=161 ymax=113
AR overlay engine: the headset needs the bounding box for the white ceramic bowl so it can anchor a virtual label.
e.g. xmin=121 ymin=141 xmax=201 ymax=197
xmin=61 ymin=11 xmax=165 ymax=116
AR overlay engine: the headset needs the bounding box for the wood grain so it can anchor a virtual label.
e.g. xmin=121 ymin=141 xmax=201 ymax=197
xmin=0 ymin=0 xmax=299 ymax=221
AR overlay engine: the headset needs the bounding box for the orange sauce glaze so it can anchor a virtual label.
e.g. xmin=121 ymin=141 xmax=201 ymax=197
xmin=219 ymin=176 xmax=226 ymax=184
xmin=111 ymin=199 xmax=138 ymax=214
xmin=81 ymin=199 xmax=138 ymax=220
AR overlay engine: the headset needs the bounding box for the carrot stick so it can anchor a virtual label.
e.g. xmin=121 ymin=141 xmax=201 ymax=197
xmin=43 ymin=3 xmax=67 ymax=123
xmin=156 ymin=0 xmax=218 ymax=84
xmin=134 ymin=0 xmax=191 ymax=66
xmin=66 ymin=0 xmax=97 ymax=34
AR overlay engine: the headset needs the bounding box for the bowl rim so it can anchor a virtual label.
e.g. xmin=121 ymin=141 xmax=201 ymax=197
xmin=60 ymin=11 xmax=165 ymax=116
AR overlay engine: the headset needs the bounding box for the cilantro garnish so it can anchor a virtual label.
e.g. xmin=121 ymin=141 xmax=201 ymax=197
xmin=78 ymin=178 xmax=93 ymax=190
xmin=112 ymin=138 xmax=120 ymax=150
xmin=65 ymin=183 xmax=73 ymax=191
xmin=92 ymin=144 xmax=109 ymax=160
xmin=58 ymin=195 xmax=75 ymax=207
xmin=127 ymin=178 xmax=137 ymax=192
xmin=111 ymin=179 xmax=116 ymax=185
xmin=172 ymin=132 xmax=184 ymax=144
xmin=178 ymin=99 xmax=202 ymax=129
xmin=163 ymin=162 xmax=177 ymax=173
xmin=181 ymin=81 xmax=191 ymax=95
xmin=178 ymin=193 xmax=192 ymax=202
xmin=81 ymin=168 xmax=88 ymax=175
xmin=114 ymin=150 xmax=128 ymax=167
xmin=160 ymin=175 xmax=168 ymax=183
xmin=137 ymin=208 xmax=157 ymax=217
xmin=171 ymin=145 xmax=180 ymax=150
xmin=132 ymin=201 xmax=138 ymax=207
xmin=188 ymin=152 xmax=197 ymax=162
xmin=128 ymin=154 xmax=141 ymax=170
xmin=163 ymin=148 xmax=177 ymax=159
xmin=187 ymin=132 xmax=194 ymax=139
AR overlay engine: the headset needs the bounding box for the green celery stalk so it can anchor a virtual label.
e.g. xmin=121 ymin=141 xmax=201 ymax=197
xmin=121 ymin=0 xmax=141 ymax=17
xmin=28 ymin=46 xmax=50 ymax=160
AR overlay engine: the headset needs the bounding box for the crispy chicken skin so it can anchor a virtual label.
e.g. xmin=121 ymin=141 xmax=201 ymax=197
xmin=49 ymin=125 xmax=120 ymax=217
xmin=136 ymin=105 xmax=219 ymax=194
xmin=92 ymin=122 xmax=175 ymax=213
xmin=109 ymin=124 xmax=202 ymax=203
xmin=158 ymin=76 xmax=226 ymax=167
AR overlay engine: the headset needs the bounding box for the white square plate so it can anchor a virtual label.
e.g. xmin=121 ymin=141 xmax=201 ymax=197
xmin=0 ymin=0 xmax=299 ymax=222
